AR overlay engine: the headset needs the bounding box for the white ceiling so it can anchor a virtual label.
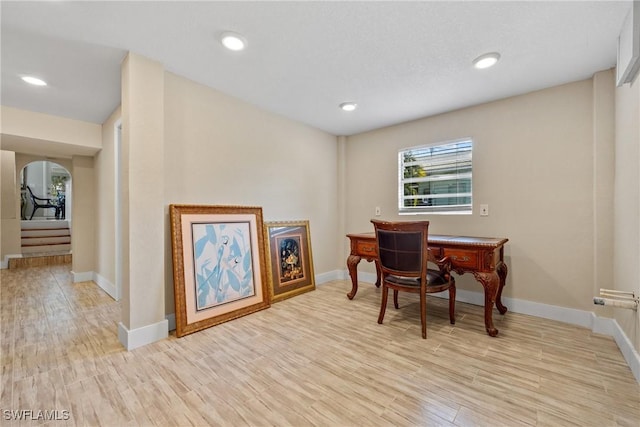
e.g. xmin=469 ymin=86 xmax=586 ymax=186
xmin=0 ymin=1 xmax=633 ymax=142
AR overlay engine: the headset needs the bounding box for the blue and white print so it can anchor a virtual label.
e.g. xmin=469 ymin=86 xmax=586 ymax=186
xmin=191 ymin=222 xmax=255 ymax=311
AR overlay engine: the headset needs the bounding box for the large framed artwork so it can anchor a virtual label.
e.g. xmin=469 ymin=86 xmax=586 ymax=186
xmin=169 ymin=204 xmax=270 ymax=337
xmin=264 ymin=220 xmax=315 ymax=303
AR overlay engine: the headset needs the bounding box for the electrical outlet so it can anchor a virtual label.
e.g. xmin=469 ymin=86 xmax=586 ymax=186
xmin=480 ymin=204 xmax=489 ymax=216
xmin=375 ymin=206 xmax=381 ymax=216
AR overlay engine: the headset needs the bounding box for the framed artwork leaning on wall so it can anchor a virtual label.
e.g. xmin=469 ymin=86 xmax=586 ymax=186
xmin=264 ymin=220 xmax=316 ymax=303
xmin=169 ymin=204 xmax=270 ymax=337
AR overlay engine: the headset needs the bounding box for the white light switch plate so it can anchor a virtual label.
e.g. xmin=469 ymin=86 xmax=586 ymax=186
xmin=480 ymin=204 xmax=489 ymax=216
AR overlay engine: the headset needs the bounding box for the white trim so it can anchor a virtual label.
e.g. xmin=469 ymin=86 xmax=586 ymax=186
xmin=496 ymin=293 xmax=593 ymax=328
xmin=0 ymin=254 xmax=22 ymax=269
xmin=610 ymin=318 xmax=640 ymax=383
xmin=93 ymin=272 xmax=117 ymax=300
xmin=350 ymin=272 xmax=640 ymax=383
xmin=72 ymin=271 xmax=93 ymax=283
xmin=355 ymin=270 xmax=378 ymax=285
xmin=315 ymin=270 xmax=343 ymax=285
xmin=118 ymin=319 xmax=169 ymax=351
xmin=590 ymin=312 xmax=616 ymax=336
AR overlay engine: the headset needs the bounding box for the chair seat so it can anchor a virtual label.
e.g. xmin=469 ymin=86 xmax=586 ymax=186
xmin=386 ymin=269 xmax=448 ymax=287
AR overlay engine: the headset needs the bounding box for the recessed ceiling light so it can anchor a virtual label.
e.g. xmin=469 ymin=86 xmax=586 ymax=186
xmin=221 ymin=32 xmax=247 ymax=51
xmin=21 ymin=75 xmax=47 ymax=86
xmin=339 ymin=102 xmax=357 ymax=112
xmin=473 ymin=52 xmax=501 ymax=69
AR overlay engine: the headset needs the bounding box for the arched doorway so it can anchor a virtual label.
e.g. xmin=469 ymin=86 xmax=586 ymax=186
xmin=19 ymin=161 xmax=72 ymax=254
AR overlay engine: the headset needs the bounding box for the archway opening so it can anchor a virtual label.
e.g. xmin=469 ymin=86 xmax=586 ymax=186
xmin=19 ymin=161 xmax=72 ymax=255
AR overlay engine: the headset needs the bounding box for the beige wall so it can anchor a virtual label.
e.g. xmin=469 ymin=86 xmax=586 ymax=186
xmin=94 ymin=107 xmax=120 ymax=287
xmin=163 ymin=72 xmax=339 ymax=314
xmin=345 ymin=79 xmax=605 ymax=311
xmin=0 ymin=151 xmax=20 ymax=259
xmin=592 ymin=70 xmax=616 ymax=320
xmin=71 ymin=155 xmax=95 ymax=274
xmin=0 ymin=151 xmax=16 ymax=220
xmin=120 ymin=53 xmax=166 ymax=332
xmin=614 ymin=76 xmax=640 ymax=352
xmin=1 ymin=106 xmax=101 ymax=152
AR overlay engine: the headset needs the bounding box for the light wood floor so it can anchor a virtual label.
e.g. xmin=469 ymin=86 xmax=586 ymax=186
xmin=1 ymin=265 xmax=638 ymax=426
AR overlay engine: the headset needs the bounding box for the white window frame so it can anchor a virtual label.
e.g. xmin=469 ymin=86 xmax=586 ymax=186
xmin=398 ymin=138 xmax=473 ymax=215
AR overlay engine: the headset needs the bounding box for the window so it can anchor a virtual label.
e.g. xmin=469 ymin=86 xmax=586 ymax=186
xmin=399 ymin=139 xmax=473 ymax=214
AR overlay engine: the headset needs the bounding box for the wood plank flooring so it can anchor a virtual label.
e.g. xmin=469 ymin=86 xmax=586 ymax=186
xmin=1 ymin=264 xmax=638 ymax=426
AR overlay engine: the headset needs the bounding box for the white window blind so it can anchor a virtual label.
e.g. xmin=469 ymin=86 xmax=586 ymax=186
xmin=399 ymin=139 xmax=473 ymax=214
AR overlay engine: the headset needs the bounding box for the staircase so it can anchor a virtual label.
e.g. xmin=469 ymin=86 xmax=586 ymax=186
xmin=21 ymin=220 xmax=71 ymax=254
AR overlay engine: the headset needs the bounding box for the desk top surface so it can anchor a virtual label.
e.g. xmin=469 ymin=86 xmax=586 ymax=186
xmin=347 ymin=232 xmax=508 ymax=248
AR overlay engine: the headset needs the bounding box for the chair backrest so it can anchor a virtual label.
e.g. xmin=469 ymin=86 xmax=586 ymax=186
xmin=26 ymin=185 xmax=56 ymax=207
xmin=371 ymin=219 xmax=430 ymax=278
xmin=26 ymin=185 xmax=36 ymax=201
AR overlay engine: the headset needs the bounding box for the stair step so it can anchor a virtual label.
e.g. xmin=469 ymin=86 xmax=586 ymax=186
xmin=22 ymin=229 xmax=70 ymax=238
xmin=22 ymin=236 xmax=71 ymax=246
xmin=21 ymin=244 xmax=71 ymax=254
xmin=20 ymin=219 xmax=72 ymax=256
xmin=21 ymin=219 xmax=70 ymax=230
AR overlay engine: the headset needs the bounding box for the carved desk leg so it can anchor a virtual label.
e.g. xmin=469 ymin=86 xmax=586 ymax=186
xmin=495 ymin=262 xmax=508 ymax=315
xmin=473 ymin=271 xmax=500 ymax=337
xmin=346 ymin=254 xmax=361 ymax=300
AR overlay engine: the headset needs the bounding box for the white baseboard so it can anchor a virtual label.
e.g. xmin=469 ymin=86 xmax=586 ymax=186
xmin=72 ymin=271 xmax=93 ymax=283
xmin=1 ymin=254 xmax=23 ymax=269
xmin=350 ymin=271 xmax=640 ymax=384
xmin=93 ymin=272 xmax=118 ymax=300
xmin=118 ymin=319 xmax=169 ymax=351
xmin=315 ymin=269 xmax=343 ymax=285
xmin=610 ymin=318 xmax=640 ymax=383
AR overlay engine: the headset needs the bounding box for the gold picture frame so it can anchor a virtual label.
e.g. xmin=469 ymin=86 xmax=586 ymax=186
xmin=169 ymin=204 xmax=270 ymax=337
xmin=264 ymin=220 xmax=315 ymax=303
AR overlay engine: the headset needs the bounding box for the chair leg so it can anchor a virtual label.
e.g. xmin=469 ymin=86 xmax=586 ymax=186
xmin=420 ymin=291 xmax=427 ymax=339
xmin=378 ymin=285 xmax=389 ymax=325
xmin=449 ymin=282 xmax=456 ymax=325
xmin=393 ymin=290 xmax=399 ymax=309
xmin=29 ymin=207 xmax=37 ymax=220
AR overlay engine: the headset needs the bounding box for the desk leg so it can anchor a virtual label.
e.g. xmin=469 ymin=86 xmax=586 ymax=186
xmin=496 ymin=262 xmax=508 ymax=315
xmin=473 ymin=271 xmax=500 ymax=337
xmin=346 ymin=256 xmax=380 ymax=299
xmin=346 ymin=254 xmax=361 ymax=300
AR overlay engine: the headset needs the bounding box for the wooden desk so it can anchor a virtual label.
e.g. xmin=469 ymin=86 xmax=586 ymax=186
xmin=346 ymin=232 xmax=509 ymax=337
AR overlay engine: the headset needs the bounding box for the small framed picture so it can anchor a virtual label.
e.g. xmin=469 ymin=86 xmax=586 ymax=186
xmin=169 ymin=204 xmax=270 ymax=337
xmin=264 ymin=220 xmax=315 ymax=303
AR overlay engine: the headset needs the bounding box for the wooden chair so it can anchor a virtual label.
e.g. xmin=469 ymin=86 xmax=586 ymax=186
xmin=371 ymin=219 xmax=456 ymax=338
xmin=26 ymin=185 xmax=61 ymax=220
